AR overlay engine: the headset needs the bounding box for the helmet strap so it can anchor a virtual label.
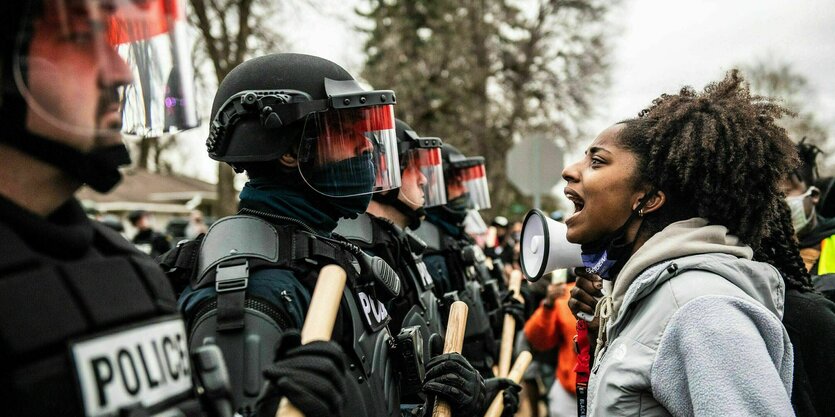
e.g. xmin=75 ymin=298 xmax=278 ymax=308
xmin=0 ymin=111 xmax=130 ymax=192
xmin=372 ymin=188 xmax=425 ymax=229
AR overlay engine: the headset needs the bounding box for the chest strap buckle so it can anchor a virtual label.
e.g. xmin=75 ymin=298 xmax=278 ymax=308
xmin=216 ymin=260 xmax=249 ymax=293
xmin=215 ymin=260 xmax=249 ymax=331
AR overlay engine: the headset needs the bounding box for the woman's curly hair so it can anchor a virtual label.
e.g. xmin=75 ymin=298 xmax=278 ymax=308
xmin=617 ymin=69 xmax=798 ymax=251
xmin=754 ymin=200 xmax=815 ymax=292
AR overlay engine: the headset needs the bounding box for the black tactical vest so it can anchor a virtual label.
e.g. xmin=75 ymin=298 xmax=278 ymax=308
xmin=0 ymin=221 xmax=201 ymax=417
xmin=335 ymin=214 xmax=446 ymax=401
xmin=412 ymin=220 xmax=498 ymax=376
xmin=169 ymin=215 xmax=400 ymax=417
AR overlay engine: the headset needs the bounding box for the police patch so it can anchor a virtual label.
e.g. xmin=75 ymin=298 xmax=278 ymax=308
xmin=69 ymin=315 xmax=192 ymax=416
xmin=415 ymin=260 xmax=435 ymax=290
xmin=356 ymin=291 xmax=391 ymax=332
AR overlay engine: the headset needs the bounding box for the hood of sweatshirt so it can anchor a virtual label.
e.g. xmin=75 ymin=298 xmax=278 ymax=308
xmin=607 ymin=218 xmax=785 ymax=329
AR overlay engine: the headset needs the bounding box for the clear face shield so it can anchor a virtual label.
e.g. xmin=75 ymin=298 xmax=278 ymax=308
xmin=14 ymin=0 xmax=199 ymax=143
xmin=408 ymin=147 xmax=446 ymax=207
xmin=457 ymin=157 xmax=491 ymax=210
xmin=399 ymin=134 xmax=446 ymax=208
xmin=297 ymin=101 xmax=401 ymax=198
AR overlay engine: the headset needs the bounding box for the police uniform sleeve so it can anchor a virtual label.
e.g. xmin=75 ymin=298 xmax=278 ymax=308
xmin=178 ymin=268 xmax=309 ymax=329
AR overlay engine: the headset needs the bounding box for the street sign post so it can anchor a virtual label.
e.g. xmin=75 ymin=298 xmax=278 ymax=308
xmin=506 ymin=135 xmax=564 ymax=209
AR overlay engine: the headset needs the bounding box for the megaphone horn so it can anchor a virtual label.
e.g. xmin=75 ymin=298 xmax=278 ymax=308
xmin=520 ymin=209 xmax=583 ymax=282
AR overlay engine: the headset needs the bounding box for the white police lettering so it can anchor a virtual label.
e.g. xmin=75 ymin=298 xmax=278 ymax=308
xmin=358 ymin=291 xmax=389 ymax=327
xmin=70 ymin=316 xmax=192 ymax=417
xmin=416 ymin=261 xmax=433 ymax=288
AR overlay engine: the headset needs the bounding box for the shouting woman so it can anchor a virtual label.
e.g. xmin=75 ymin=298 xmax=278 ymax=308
xmin=565 ymin=71 xmax=796 ymax=416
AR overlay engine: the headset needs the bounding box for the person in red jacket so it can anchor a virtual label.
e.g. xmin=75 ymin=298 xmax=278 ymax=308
xmin=524 ymin=273 xmax=578 ymax=417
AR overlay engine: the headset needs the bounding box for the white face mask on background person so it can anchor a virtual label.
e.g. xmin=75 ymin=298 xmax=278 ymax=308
xmin=786 ymin=186 xmax=819 ymax=233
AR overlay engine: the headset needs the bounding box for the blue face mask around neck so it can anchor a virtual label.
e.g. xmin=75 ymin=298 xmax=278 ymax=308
xmin=580 ymin=191 xmax=656 ymax=280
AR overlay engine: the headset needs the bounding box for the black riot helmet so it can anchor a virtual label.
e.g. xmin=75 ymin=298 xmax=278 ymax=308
xmin=1 ymin=0 xmax=199 ymax=192
xmin=440 ymin=143 xmax=492 ymax=210
xmin=207 ymin=53 xmax=402 ymax=198
xmin=372 ymin=119 xmax=445 ymax=228
xmin=394 ymin=119 xmax=447 ymax=207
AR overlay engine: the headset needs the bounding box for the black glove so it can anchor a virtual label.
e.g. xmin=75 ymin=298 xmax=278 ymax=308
xmin=259 ymin=330 xmax=346 ymax=417
xmin=502 ymin=290 xmax=525 ymax=325
xmin=422 ymin=353 xmax=486 ymax=417
xmin=491 ymin=290 xmax=525 ymax=334
xmin=482 ymin=377 xmax=522 ymax=417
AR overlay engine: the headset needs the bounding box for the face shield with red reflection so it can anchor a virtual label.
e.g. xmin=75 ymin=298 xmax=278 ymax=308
xmin=400 ymin=133 xmax=446 ymax=208
xmin=457 ymin=157 xmax=492 ymax=210
xmin=14 ymin=0 xmax=199 ymax=140
xmin=297 ymin=79 xmax=400 ymax=197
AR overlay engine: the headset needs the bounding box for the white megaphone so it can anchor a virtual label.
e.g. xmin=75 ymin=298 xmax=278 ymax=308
xmin=520 ymin=209 xmax=583 ymax=281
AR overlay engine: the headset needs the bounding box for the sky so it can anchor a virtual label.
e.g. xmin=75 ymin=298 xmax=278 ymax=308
xmin=174 ymin=0 xmax=835 ymax=189
xmin=599 ymin=0 xmax=835 ymax=135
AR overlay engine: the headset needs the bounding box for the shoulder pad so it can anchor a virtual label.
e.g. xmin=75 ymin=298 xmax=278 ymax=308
xmin=334 ymin=213 xmax=374 ymax=245
xmin=411 ymin=221 xmax=442 ymax=250
xmin=404 ymin=229 xmax=427 ymax=255
xmin=0 ymin=222 xmax=38 ymax=270
xmin=196 ymin=215 xmax=280 ymax=285
xmin=91 ymin=221 xmax=141 ymax=254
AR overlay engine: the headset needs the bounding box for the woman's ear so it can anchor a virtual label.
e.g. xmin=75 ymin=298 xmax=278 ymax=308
xmin=279 ymin=153 xmax=298 ymax=168
xmin=636 ymin=189 xmax=666 ymax=215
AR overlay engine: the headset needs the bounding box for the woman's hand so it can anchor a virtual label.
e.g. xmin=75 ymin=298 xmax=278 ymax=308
xmin=568 ymin=267 xmax=603 ymax=334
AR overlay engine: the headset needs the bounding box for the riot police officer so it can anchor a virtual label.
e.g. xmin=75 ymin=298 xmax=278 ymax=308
xmin=162 ymin=53 xmax=497 ymax=417
xmin=336 ymin=119 xmax=522 ymax=415
xmin=334 ymin=120 xmax=447 ymax=401
xmin=0 ymin=1 xmax=209 ymax=416
xmin=413 ymin=144 xmax=524 ymax=380
xmin=162 ymin=52 xmax=398 ymax=417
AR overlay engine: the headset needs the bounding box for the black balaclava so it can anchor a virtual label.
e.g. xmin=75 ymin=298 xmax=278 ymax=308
xmin=373 ymin=189 xmax=425 ymax=230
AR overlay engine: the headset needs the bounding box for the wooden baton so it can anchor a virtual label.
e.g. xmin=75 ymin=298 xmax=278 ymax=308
xmin=497 ymin=270 xmax=523 ymax=379
xmin=432 ymin=301 xmax=470 ymax=417
xmin=483 ymin=351 xmax=533 ymax=417
xmin=276 ymin=264 xmax=347 ymax=417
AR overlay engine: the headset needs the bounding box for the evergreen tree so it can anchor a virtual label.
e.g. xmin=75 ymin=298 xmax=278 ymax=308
xmin=360 ymin=0 xmax=614 ymax=216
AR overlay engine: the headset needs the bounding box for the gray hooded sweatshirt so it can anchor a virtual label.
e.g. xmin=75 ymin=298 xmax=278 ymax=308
xmin=587 ymin=218 xmax=794 ymax=416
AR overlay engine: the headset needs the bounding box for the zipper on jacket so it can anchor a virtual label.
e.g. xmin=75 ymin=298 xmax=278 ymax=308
xmin=238 ymin=207 xmax=317 ymax=234
xmin=592 ymin=346 xmax=607 ymax=374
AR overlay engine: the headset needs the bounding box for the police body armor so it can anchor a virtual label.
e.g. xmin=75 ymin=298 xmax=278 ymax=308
xmin=165 ymin=215 xmax=399 ymax=417
xmin=0 ymin=221 xmax=201 ymax=417
xmin=412 ymin=220 xmax=498 ymax=376
xmin=335 ymin=213 xmax=444 ymax=401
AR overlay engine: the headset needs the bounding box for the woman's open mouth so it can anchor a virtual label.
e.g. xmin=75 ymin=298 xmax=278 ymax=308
xmin=565 ymin=188 xmax=585 ymax=220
